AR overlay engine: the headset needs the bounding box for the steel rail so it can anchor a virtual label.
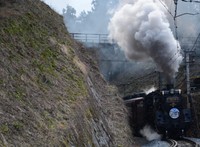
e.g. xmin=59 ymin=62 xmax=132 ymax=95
xmin=167 ymin=139 xmax=178 ymax=147
xmin=181 ymin=138 xmax=198 ymax=146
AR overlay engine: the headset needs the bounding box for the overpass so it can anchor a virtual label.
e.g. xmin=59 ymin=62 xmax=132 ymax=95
xmin=69 ymin=33 xmax=115 ymax=46
xmin=70 ymin=33 xmax=200 ymax=51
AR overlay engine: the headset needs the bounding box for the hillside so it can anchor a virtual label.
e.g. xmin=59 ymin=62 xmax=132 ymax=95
xmin=0 ymin=0 xmax=134 ymax=146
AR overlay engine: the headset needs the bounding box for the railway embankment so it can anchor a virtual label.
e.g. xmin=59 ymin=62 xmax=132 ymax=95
xmin=0 ymin=0 xmax=134 ymax=146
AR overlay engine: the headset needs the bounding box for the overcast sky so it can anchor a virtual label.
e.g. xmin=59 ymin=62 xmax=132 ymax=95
xmin=42 ymin=0 xmax=92 ymax=15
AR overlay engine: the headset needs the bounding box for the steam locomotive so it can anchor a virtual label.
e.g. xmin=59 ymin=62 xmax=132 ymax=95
xmin=124 ymin=85 xmax=192 ymax=138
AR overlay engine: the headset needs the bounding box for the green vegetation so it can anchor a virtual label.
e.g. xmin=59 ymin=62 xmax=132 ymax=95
xmin=13 ymin=90 xmax=26 ymax=101
xmin=42 ymin=111 xmax=55 ymax=129
xmin=0 ymin=124 xmax=9 ymax=134
xmin=0 ymin=0 xmax=94 ymax=145
xmin=0 ymin=5 xmax=88 ymax=96
xmin=85 ymin=108 xmax=93 ymax=120
xmin=0 ymin=0 xmax=134 ymax=146
xmin=12 ymin=121 xmax=24 ymax=131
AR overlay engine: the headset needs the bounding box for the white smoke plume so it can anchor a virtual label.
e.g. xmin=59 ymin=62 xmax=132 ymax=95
xmin=108 ymin=0 xmax=183 ymax=81
xmin=140 ymin=125 xmax=161 ymax=141
xmin=143 ymin=86 xmax=157 ymax=94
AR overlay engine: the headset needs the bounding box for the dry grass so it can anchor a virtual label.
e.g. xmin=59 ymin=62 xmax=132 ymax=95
xmin=0 ymin=0 xmax=134 ymax=146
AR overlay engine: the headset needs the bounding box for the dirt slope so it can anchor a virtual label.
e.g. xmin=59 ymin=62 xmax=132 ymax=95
xmin=0 ymin=0 xmax=134 ymax=146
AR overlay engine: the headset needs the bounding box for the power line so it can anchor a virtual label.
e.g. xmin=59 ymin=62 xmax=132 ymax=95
xmin=158 ymin=0 xmax=180 ymax=62
xmin=182 ymin=0 xmax=200 ymax=3
xmin=169 ymin=52 xmax=183 ymax=66
xmin=190 ymin=33 xmax=200 ymax=52
xmin=158 ymin=0 xmax=182 ymax=66
xmin=116 ymin=70 xmax=156 ymax=86
xmin=158 ymin=0 xmax=174 ymax=17
xmin=176 ymin=12 xmax=200 ymax=18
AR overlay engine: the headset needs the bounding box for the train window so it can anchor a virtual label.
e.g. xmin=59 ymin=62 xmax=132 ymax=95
xmin=166 ymin=96 xmax=179 ymax=103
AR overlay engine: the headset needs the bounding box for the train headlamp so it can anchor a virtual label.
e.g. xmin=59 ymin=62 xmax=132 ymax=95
xmin=169 ymin=108 xmax=180 ymax=119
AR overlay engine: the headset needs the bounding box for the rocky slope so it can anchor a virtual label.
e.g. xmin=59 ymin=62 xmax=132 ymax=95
xmin=0 ymin=0 xmax=134 ymax=146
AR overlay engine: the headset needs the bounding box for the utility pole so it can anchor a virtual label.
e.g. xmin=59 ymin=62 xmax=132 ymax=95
xmin=185 ymin=51 xmax=190 ymax=95
xmin=185 ymin=51 xmax=195 ymax=95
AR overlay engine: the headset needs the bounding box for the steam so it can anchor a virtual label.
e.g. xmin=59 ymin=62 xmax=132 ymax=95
xmin=143 ymin=86 xmax=156 ymax=94
xmin=108 ymin=0 xmax=183 ymax=80
xmin=140 ymin=125 xmax=161 ymax=141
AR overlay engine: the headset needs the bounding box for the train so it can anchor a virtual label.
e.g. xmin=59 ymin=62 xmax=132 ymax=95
xmin=123 ymin=85 xmax=192 ymax=138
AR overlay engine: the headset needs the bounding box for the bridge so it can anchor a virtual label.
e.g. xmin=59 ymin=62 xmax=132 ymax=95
xmin=69 ymin=33 xmax=115 ymax=45
xmin=70 ymin=33 xmax=200 ymax=50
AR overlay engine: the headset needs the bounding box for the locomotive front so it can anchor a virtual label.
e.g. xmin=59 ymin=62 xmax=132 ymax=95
xmin=155 ymin=88 xmax=192 ymax=138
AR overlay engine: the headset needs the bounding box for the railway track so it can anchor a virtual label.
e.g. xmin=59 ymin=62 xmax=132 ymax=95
xmin=167 ymin=139 xmax=178 ymax=147
xmin=180 ymin=138 xmax=199 ymax=146
xmin=167 ymin=138 xmax=198 ymax=147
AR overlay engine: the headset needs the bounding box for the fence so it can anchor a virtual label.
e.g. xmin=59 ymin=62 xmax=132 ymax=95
xmin=70 ymin=33 xmax=113 ymax=44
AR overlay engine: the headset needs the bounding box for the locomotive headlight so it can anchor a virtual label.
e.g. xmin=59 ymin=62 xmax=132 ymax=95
xmin=169 ymin=108 xmax=180 ymax=119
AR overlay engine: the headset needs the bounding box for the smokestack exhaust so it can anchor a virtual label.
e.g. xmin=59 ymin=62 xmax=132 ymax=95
xmin=166 ymin=84 xmax=174 ymax=90
xmin=108 ymin=0 xmax=183 ymax=80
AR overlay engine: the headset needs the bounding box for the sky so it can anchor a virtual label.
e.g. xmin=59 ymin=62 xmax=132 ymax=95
xmin=41 ymin=0 xmax=92 ymax=15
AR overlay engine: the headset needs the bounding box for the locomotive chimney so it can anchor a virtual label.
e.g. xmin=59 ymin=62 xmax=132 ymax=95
xmin=166 ymin=84 xmax=174 ymax=90
xmin=159 ymin=72 xmax=175 ymax=90
xmin=166 ymin=75 xmax=175 ymax=90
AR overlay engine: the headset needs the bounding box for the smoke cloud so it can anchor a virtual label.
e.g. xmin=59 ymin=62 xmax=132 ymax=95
xmin=143 ymin=86 xmax=156 ymax=94
xmin=108 ymin=0 xmax=183 ymax=80
xmin=140 ymin=125 xmax=161 ymax=141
